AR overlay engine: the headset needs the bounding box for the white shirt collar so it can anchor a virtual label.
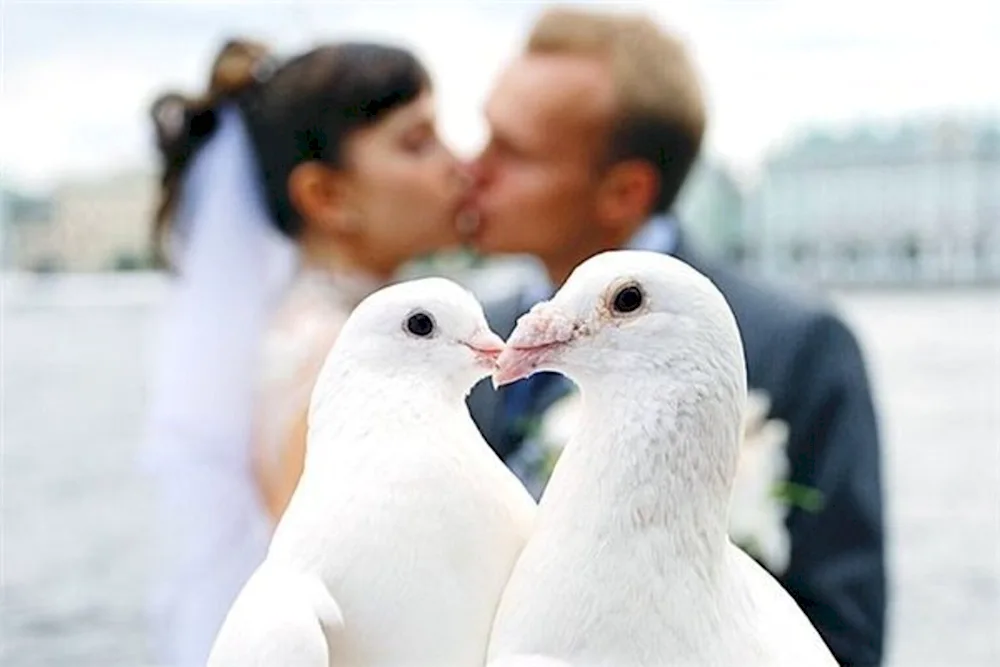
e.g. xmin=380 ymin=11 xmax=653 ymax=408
xmin=626 ymin=213 xmax=679 ymax=254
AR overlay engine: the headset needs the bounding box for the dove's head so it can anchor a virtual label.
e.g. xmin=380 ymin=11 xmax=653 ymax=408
xmin=494 ymin=250 xmax=746 ymax=395
xmin=330 ymin=277 xmax=504 ymax=395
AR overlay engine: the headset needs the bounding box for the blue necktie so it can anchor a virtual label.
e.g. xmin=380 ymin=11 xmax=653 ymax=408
xmin=503 ymin=370 xmax=570 ymax=438
xmin=501 ymin=369 xmax=571 ymax=498
xmin=500 ymin=280 xmax=571 ymax=440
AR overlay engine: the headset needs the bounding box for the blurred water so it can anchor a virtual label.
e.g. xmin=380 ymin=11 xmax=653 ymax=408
xmin=2 ymin=274 xmax=998 ymax=666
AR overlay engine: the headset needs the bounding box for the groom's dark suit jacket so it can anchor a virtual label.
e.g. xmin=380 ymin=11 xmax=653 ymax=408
xmin=467 ymin=232 xmax=887 ymax=666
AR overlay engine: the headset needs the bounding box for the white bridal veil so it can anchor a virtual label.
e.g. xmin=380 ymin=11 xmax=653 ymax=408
xmin=141 ymin=105 xmax=297 ymax=666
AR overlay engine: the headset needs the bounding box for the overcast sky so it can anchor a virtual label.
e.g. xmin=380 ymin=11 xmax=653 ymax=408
xmin=2 ymin=0 xmax=998 ymax=193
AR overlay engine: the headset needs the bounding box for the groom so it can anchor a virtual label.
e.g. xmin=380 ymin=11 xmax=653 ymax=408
xmin=465 ymin=7 xmax=886 ymax=666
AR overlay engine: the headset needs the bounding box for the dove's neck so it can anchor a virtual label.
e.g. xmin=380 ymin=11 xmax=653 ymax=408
xmin=306 ymin=366 xmax=472 ymax=465
xmin=550 ymin=371 xmax=743 ymax=562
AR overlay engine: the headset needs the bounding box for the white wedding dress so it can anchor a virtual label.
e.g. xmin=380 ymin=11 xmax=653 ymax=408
xmin=253 ymin=269 xmax=385 ymax=505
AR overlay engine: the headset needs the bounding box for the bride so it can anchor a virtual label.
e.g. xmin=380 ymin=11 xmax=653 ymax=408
xmin=141 ymin=38 xmax=467 ymax=666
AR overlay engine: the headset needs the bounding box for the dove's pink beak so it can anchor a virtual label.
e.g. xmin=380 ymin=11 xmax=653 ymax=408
xmin=493 ymin=304 xmax=577 ymax=387
xmin=463 ymin=329 xmax=506 ymax=368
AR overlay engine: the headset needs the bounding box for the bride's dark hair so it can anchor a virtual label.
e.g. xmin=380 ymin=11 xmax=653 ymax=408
xmin=149 ymin=38 xmax=431 ymax=267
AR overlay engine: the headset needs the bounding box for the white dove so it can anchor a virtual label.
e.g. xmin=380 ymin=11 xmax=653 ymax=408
xmin=208 ymin=277 xmax=536 ymax=667
xmin=487 ymin=250 xmax=836 ymax=667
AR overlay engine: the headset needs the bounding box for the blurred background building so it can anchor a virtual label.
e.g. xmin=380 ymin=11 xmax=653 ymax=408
xmin=749 ymin=116 xmax=1000 ymax=286
xmin=3 ymin=172 xmax=155 ymax=273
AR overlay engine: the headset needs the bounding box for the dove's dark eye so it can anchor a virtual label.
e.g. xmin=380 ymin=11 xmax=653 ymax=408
xmin=611 ymin=284 xmax=644 ymax=314
xmin=405 ymin=310 xmax=436 ymax=338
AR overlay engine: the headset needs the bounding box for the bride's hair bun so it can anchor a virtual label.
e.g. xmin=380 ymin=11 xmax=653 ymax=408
xmin=149 ymin=38 xmax=274 ymax=268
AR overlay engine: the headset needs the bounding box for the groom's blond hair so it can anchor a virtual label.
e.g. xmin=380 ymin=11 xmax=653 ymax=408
xmin=525 ymin=7 xmax=706 ymax=213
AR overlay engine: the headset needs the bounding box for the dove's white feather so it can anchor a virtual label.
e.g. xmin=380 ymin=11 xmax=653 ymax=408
xmin=207 ymin=562 xmax=342 ymax=666
xmin=533 ymin=387 xmax=793 ymax=572
xmin=210 ymin=277 xmax=535 ymax=666
xmin=487 ymin=251 xmax=835 ymax=667
xmin=488 ymin=657 xmax=574 ymax=667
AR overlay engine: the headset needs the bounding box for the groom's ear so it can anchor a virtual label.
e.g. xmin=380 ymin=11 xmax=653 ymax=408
xmin=593 ymin=159 xmax=659 ymax=232
xmin=288 ymin=161 xmax=358 ymax=236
